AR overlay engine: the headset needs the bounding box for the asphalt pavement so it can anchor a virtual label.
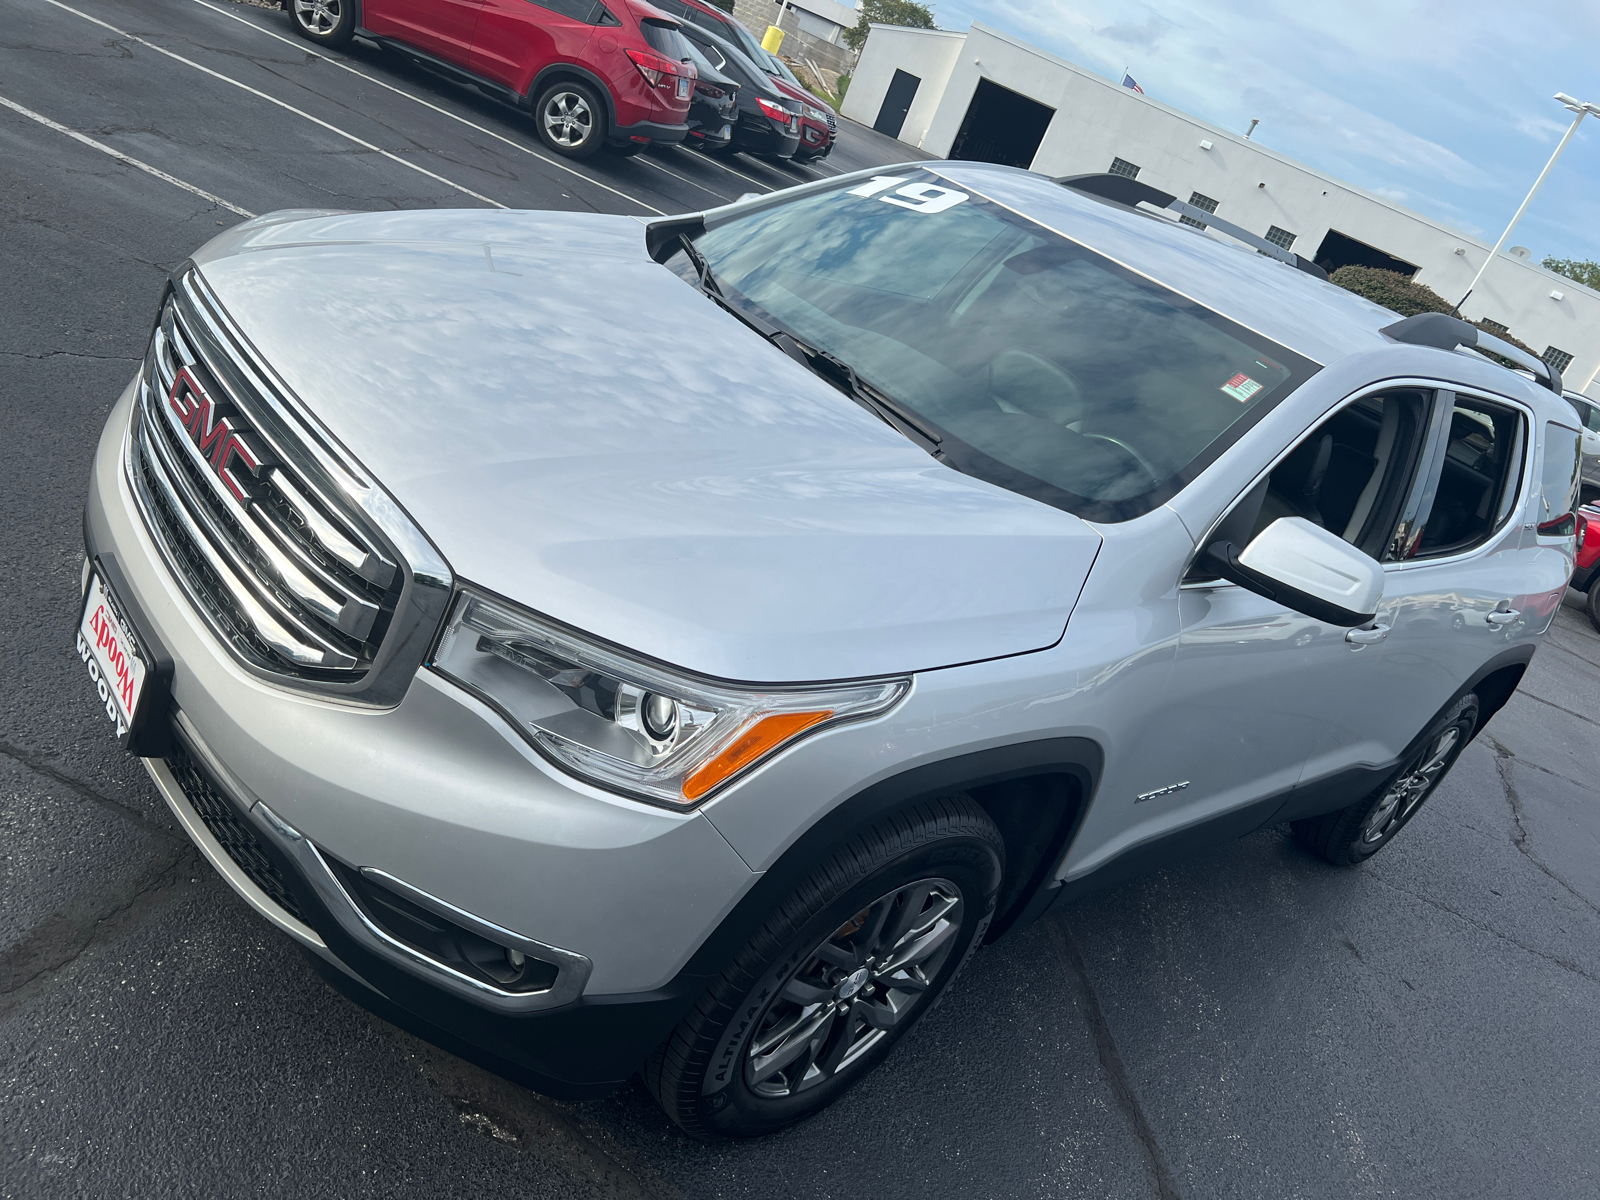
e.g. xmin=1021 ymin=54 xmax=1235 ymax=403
xmin=3 ymin=1 xmax=1600 ymax=1196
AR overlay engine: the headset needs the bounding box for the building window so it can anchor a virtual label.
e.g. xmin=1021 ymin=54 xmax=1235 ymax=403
xmin=1544 ymin=346 xmax=1575 ymax=373
xmin=1265 ymin=225 xmax=1298 ymax=251
xmin=1180 ymin=191 xmax=1219 ymax=229
xmin=1479 ymin=318 xmax=1509 ymax=335
xmin=1109 ymin=157 xmax=1140 ymax=179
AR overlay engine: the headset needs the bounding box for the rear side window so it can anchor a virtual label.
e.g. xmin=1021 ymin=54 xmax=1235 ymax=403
xmin=1409 ymin=395 xmax=1524 ymax=557
xmin=640 ymin=19 xmax=694 ymax=59
xmin=1539 ymin=422 xmax=1582 ymax=536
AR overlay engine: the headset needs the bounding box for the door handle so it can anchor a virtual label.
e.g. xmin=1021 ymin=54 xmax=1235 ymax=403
xmin=1345 ymin=623 xmax=1390 ymax=646
xmin=1486 ymin=609 xmax=1521 ymax=627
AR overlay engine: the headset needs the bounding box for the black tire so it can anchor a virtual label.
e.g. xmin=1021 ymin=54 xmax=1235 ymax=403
xmin=532 ymin=81 xmax=606 ymax=159
xmin=287 ymin=0 xmax=356 ymax=47
xmin=1586 ymin=583 xmax=1600 ymax=635
xmin=644 ymin=795 xmax=1004 ymax=1138
xmin=1293 ymin=693 xmax=1478 ymax=866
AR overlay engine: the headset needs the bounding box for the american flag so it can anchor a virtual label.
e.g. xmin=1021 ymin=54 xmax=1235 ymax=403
xmin=1121 ymin=72 xmax=1144 ymax=95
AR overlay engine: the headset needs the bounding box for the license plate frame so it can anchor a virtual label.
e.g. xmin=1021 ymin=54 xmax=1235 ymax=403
xmin=676 ymin=77 xmax=690 ymax=101
xmin=76 ymin=553 xmax=173 ymax=756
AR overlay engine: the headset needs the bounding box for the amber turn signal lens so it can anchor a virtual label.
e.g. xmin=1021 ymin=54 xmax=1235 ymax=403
xmin=682 ymin=710 xmax=833 ymax=801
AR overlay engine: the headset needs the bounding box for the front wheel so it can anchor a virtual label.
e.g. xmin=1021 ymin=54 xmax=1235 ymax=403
xmin=644 ymin=795 xmax=1003 ymax=1138
xmin=288 ymin=0 xmax=356 ymax=47
xmin=532 ymin=81 xmax=606 ymax=159
xmin=1293 ymin=693 xmax=1478 ymax=866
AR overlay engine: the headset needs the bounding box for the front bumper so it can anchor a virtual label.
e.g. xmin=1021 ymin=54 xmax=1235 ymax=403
xmin=86 ymin=376 xmax=756 ymax=1094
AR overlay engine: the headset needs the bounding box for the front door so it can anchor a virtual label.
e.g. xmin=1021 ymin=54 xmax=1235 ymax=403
xmin=1130 ymin=387 xmax=1443 ymax=839
xmin=1297 ymin=388 xmax=1546 ymax=789
xmin=364 ymin=0 xmax=486 ymax=62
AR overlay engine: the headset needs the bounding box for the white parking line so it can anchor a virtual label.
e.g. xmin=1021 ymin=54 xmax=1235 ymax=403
xmin=186 ymin=0 xmax=671 ymax=215
xmin=0 ymin=92 xmax=255 ymax=216
xmin=670 ymin=145 xmax=780 ymax=192
xmin=43 ymin=0 xmax=507 ymax=209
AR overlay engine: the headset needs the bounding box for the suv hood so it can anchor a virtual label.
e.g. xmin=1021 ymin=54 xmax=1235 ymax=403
xmin=192 ymin=209 xmax=1101 ymax=682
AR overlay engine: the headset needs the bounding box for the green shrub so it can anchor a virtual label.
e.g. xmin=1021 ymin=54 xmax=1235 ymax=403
xmin=1329 ymin=265 xmax=1536 ymax=359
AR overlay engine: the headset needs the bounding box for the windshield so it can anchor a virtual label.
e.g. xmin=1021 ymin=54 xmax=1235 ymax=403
xmin=681 ymin=170 xmax=1320 ymax=521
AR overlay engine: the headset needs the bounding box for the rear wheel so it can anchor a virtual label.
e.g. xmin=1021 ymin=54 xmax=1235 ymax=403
xmin=533 ymin=82 xmax=605 ymax=159
xmin=1293 ymin=694 xmax=1477 ymax=866
xmin=644 ymin=795 xmax=1003 ymax=1138
xmin=289 ymin=0 xmax=356 ymax=47
xmin=1586 ymin=582 xmax=1600 ymax=635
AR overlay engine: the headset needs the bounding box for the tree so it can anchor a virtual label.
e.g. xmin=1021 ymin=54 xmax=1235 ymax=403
xmin=844 ymin=0 xmax=936 ymax=53
xmin=1330 ymin=265 xmax=1537 ymax=362
xmin=1544 ymin=257 xmax=1600 ymax=291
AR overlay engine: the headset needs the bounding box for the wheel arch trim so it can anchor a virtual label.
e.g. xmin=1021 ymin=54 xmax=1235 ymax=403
xmin=528 ymin=63 xmax=618 ymax=134
xmin=682 ymin=737 xmax=1104 ymax=981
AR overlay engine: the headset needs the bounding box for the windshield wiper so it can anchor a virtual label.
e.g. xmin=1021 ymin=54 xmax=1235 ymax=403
xmin=675 ymin=235 xmax=944 ymax=455
xmin=772 ymin=333 xmax=944 ymax=454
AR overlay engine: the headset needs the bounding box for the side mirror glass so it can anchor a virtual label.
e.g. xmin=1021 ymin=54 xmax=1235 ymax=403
xmin=1206 ymin=517 xmax=1383 ymax=627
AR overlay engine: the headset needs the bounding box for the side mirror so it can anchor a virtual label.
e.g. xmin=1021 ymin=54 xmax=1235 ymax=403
xmin=1206 ymin=517 xmax=1383 ymax=627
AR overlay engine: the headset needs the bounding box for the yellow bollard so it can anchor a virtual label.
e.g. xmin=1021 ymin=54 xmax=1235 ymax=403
xmin=761 ymin=25 xmax=785 ymax=53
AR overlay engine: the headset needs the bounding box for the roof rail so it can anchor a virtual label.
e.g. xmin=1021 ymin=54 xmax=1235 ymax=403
xmin=1053 ymin=173 xmax=1329 ymax=280
xmin=1379 ymin=312 xmax=1563 ymax=394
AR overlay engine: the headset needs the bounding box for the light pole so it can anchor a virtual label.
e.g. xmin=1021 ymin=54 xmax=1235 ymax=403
xmin=1458 ymin=92 xmax=1600 ymax=311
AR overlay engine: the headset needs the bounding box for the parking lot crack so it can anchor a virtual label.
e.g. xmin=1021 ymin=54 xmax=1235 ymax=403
xmin=0 ymin=844 xmax=197 ymax=1011
xmin=1047 ymin=917 xmax=1182 ymax=1200
xmin=0 ymin=349 xmax=140 ymax=362
xmin=1480 ymin=736 xmax=1600 ymax=923
xmin=1367 ymin=869 xmax=1600 ymax=986
xmin=0 ymin=738 xmax=180 ymax=841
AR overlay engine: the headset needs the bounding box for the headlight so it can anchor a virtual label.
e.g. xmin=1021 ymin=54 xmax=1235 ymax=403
xmin=802 ymin=104 xmax=828 ymax=122
xmin=432 ymin=589 xmax=909 ymax=809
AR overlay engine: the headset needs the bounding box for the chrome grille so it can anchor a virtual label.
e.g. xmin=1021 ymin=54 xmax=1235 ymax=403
xmin=126 ymin=275 xmax=405 ymax=685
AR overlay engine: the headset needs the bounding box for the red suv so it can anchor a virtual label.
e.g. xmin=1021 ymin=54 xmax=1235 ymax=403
xmin=647 ymin=0 xmax=837 ymax=160
xmin=287 ymin=0 xmax=698 ymax=159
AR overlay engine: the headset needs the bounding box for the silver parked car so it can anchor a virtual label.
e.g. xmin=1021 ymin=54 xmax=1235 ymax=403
xmin=78 ymin=164 xmax=1580 ymax=1137
xmin=1563 ymin=390 xmax=1600 ymax=497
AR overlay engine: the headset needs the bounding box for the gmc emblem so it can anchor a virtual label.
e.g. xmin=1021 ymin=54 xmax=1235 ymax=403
xmin=167 ymin=365 xmax=262 ymax=504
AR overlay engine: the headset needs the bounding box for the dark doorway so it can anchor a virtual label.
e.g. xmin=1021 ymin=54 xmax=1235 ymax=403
xmin=874 ymin=69 xmax=921 ymax=139
xmin=949 ymin=78 xmax=1055 ymax=168
xmin=1314 ymin=229 xmax=1419 ymax=278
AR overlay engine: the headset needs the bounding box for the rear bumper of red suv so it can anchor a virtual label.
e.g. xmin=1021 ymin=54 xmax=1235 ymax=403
xmin=613 ymin=118 xmax=690 ymax=145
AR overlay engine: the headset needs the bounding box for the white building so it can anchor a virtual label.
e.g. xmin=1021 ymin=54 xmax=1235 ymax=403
xmin=841 ymin=22 xmax=1600 ymax=399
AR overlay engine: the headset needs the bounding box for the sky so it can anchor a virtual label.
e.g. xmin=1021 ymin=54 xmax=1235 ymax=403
xmin=921 ymin=0 xmax=1600 ymax=266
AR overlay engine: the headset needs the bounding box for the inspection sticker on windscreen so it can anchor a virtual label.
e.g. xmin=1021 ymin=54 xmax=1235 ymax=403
xmin=77 ymin=573 xmax=147 ymax=739
xmin=1221 ymin=373 xmax=1262 ymax=402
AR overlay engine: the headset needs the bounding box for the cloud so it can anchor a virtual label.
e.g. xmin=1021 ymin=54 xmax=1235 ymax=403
xmin=1094 ymin=15 xmax=1168 ymax=49
xmin=926 ymin=0 xmax=1600 ymax=261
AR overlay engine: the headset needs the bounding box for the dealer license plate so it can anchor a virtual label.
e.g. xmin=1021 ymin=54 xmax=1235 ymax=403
xmin=676 ymin=77 xmax=690 ymax=100
xmin=77 ymin=572 xmax=148 ymax=739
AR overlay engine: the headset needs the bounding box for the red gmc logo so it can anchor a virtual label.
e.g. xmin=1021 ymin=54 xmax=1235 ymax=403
xmin=166 ymin=365 xmax=262 ymax=504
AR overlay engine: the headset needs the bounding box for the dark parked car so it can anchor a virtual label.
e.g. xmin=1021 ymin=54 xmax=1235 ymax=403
xmin=652 ymin=0 xmax=835 ymax=160
xmin=681 ymin=38 xmax=738 ymax=151
xmin=677 ymin=24 xmax=800 ymax=160
xmin=286 ymin=0 xmax=698 ymax=159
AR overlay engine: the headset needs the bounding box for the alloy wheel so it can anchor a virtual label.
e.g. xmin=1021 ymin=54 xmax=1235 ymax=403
xmin=744 ymin=878 xmax=964 ymax=1098
xmin=292 ymin=0 xmax=341 ymax=35
xmin=1360 ymin=726 xmax=1462 ymax=845
xmin=541 ymin=91 xmax=593 ymax=148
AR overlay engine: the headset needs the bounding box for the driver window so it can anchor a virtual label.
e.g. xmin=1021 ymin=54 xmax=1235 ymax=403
xmin=1189 ymin=389 xmax=1430 ymax=581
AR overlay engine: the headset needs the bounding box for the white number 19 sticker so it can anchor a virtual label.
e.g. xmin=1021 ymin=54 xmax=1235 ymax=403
xmin=847 ymin=175 xmax=969 ymax=214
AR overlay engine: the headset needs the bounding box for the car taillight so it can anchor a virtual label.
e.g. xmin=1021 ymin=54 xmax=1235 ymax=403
xmin=627 ymin=47 xmax=694 ymax=89
xmin=757 ymin=98 xmax=790 ymax=122
xmin=696 ymin=82 xmax=725 ymax=99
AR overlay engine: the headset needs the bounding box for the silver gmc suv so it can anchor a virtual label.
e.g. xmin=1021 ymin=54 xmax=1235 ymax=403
xmin=78 ymin=163 xmax=1580 ymax=1137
